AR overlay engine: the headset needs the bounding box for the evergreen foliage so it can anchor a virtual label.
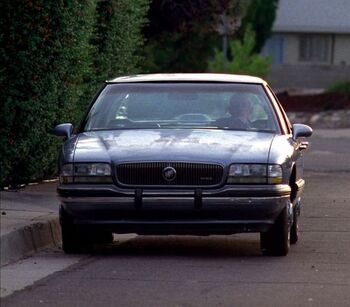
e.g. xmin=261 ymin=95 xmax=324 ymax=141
xmin=143 ymin=0 xmax=278 ymax=73
xmin=208 ymin=26 xmax=271 ymax=78
xmin=0 ymin=0 xmax=96 ymax=186
xmin=142 ymin=30 xmax=219 ymax=73
xmin=0 ymin=0 xmax=148 ymax=187
xmin=142 ymin=0 xmax=246 ymax=73
xmin=93 ymin=0 xmax=148 ymax=81
xmin=240 ymin=0 xmax=278 ymax=53
xmin=326 ymin=81 xmax=350 ymax=94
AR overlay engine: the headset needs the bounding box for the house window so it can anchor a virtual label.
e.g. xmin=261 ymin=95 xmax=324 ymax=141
xmin=299 ymin=35 xmax=332 ymax=63
xmin=262 ymin=35 xmax=284 ymax=64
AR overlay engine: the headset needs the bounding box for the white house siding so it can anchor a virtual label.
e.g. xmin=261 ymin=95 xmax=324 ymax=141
xmin=334 ymin=35 xmax=350 ymax=65
xmin=262 ymin=0 xmax=350 ymax=89
xmin=264 ymin=34 xmax=350 ymax=89
xmin=282 ymin=34 xmax=299 ymax=65
xmin=268 ymin=64 xmax=350 ymax=90
xmin=265 ymin=33 xmax=350 ymax=66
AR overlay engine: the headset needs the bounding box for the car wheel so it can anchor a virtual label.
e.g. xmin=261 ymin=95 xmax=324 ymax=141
xmin=92 ymin=232 xmax=114 ymax=244
xmin=260 ymin=206 xmax=290 ymax=256
xmin=290 ymin=207 xmax=299 ymax=244
xmin=60 ymin=206 xmax=91 ymax=254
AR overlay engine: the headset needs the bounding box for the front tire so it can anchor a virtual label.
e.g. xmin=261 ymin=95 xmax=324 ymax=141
xmin=260 ymin=206 xmax=290 ymax=256
xmin=60 ymin=206 xmax=91 ymax=254
xmin=290 ymin=206 xmax=299 ymax=244
xmin=92 ymin=232 xmax=114 ymax=245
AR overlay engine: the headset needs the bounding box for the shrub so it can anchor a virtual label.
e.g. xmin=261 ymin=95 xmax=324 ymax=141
xmin=207 ymin=25 xmax=271 ymax=79
xmin=0 ymin=0 xmax=150 ymax=187
xmin=0 ymin=0 xmax=149 ymax=187
xmin=326 ymin=81 xmax=350 ymax=95
xmin=0 ymin=1 xmax=96 ymax=186
xmin=92 ymin=0 xmax=149 ymax=81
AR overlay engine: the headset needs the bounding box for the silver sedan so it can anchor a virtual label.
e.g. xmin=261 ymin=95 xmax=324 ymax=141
xmin=54 ymin=73 xmax=312 ymax=256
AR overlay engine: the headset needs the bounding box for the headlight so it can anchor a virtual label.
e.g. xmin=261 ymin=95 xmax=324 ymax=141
xmin=74 ymin=163 xmax=111 ymax=176
xmin=227 ymin=164 xmax=267 ymax=183
xmin=267 ymin=165 xmax=283 ymax=184
xmin=227 ymin=164 xmax=283 ymax=184
xmin=60 ymin=164 xmax=74 ymax=184
xmin=60 ymin=163 xmax=112 ymax=183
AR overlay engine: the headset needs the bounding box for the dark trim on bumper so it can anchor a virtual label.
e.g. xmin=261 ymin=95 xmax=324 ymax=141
xmin=58 ymin=184 xmax=291 ymax=235
xmin=58 ymin=184 xmax=291 ymax=199
xmin=75 ymin=219 xmax=274 ymax=235
xmin=60 ymin=195 xmax=290 ymax=235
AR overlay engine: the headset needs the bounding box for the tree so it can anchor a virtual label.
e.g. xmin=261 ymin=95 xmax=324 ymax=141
xmin=240 ymin=0 xmax=278 ymax=53
xmin=208 ymin=25 xmax=271 ymax=78
xmin=142 ymin=0 xmax=248 ymax=73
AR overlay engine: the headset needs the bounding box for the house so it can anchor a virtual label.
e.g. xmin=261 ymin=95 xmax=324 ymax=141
xmin=262 ymin=0 xmax=350 ymax=89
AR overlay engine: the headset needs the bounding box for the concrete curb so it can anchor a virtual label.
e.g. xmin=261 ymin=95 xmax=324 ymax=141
xmin=0 ymin=216 xmax=61 ymax=267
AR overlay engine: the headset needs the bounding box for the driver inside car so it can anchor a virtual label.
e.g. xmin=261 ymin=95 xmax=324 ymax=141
xmin=215 ymin=95 xmax=253 ymax=129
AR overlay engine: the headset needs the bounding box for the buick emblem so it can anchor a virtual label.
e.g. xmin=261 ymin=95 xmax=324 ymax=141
xmin=162 ymin=166 xmax=177 ymax=182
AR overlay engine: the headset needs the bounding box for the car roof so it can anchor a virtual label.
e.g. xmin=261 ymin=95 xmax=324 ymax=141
xmin=107 ymin=73 xmax=266 ymax=84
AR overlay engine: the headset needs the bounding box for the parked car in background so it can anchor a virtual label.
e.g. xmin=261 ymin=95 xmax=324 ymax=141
xmin=54 ymin=73 xmax=312 ymax=256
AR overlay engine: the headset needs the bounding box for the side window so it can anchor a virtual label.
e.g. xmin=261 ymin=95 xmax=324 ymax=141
xmin=246 ymin=93 xmax=279 ymax=131
xmin=265 ymin=85 xmax=291 ymax=134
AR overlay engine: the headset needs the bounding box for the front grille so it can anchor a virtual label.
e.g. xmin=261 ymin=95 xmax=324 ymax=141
xmin=116 ymin=162 xmax=224 ymax=186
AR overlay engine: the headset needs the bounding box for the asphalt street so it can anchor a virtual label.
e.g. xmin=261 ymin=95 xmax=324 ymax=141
xmin=1 ymin=129 xmax=350 ymax=307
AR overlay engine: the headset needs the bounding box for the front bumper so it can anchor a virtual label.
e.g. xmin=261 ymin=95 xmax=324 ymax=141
xmin=58 ymin=184 xmax=291 ymax=235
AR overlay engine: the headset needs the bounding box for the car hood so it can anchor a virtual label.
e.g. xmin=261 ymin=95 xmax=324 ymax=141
xmin=72 ymin=129 xmax=275 ymax=165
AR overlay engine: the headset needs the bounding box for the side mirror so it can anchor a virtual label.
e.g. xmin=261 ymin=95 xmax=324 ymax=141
xmin=292 ymin=124 xmax=313 ymax=140
xmin=53 ymin=123 xmax=73 ymax=138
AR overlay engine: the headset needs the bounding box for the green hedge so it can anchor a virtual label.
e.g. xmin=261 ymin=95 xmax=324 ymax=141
xmin=93 ymin=0 xmax=148 ymax=80
xmin=326 ymin=80 xmax=350 ymax=95
xmin=0 ymin=0 xmax=148 ymax=187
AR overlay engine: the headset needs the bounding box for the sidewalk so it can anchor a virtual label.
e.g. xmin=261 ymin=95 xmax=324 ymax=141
xmin=0 ymin=181 xmax=61 ymax=266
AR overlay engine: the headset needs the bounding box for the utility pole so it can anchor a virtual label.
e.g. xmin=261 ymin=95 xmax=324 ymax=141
xmin=217 ymin=14 xmax=242 ymax=71
xmin=222 ymin=14 xmax=229 ymax=71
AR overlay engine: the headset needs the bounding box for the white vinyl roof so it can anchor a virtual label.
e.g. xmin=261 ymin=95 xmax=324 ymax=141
xmin=273 ymin=0 xmax=350 ymax=33
xmin=108 ymin=73 xmax=265 ymax=84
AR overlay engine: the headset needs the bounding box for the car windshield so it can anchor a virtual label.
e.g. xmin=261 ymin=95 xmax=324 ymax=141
xmin=83 ymin=83 xmax=280 ymax=133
